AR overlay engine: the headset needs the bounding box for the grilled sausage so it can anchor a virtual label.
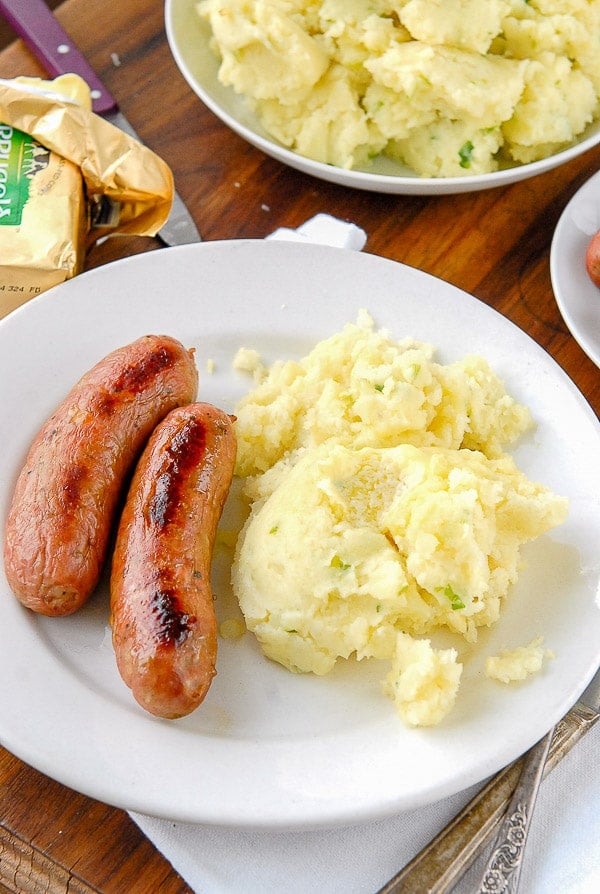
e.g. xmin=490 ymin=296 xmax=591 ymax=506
xmin=110 ymin=402 xmax=237 ymax=719
xmin=586 ymin=229 xmax=600 ymax=287
xmin=3 ymin=335 xmax=198 ymax=616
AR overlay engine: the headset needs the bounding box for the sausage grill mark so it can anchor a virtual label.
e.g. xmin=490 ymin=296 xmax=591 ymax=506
xmin=92 ymin=347 xmax=178 ymax=416
xmin=113 ymin=347 xmax=176 ymax=393
xmin=149 ymin=417 xmax=208 ymax=529
xmin=61 ymin=464 xmax=87 ymax=506
xmin=151 ymin=587 xmax=195 ymax=646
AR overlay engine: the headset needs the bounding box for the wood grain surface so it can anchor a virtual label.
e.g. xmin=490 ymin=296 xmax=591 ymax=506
xmin=0 ymin=1 xmax=598 ymax=892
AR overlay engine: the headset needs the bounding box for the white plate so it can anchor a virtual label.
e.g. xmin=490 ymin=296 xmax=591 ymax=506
xmin=550 ymin=170 xmax=600 ymax=368
xmin=164 ymin=0 xmax=600 ymax=196
xmin=1 ymin=241 xmax=599 ymax=829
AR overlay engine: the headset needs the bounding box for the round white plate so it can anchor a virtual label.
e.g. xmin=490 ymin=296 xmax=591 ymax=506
xmin=550 ymin=169 xmax=600 ymax=368
xmin=1 ymin=241 xmax=599 ymax=829
xmin=165 ymin=0 xmax=600 ymax=196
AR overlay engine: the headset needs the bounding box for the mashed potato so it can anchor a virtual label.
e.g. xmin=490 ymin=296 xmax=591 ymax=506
xmin=485 ymin=635 xmax=554 ymax=683
xmin=234 ymin=309 xmax=532 ymax=479
xmin=383 ymin=633 xmax=463 ymax=727
xmin=231 ymin=312 xmax=568 ymax=726
xmin=197 ymin=0 xmax=600 ymax=176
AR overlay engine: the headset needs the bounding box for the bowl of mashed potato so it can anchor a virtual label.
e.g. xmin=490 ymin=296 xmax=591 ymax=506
xmin=165 ymin=0 xmax=600 ymax=194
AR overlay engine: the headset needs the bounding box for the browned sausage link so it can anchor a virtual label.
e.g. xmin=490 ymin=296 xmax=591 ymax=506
xmin=586 ymin=229 xmax=600 ymax=287
xmin=3 ymin=335 xmax=198 ymax=617
xmin=110 ymin=402 xmax=237 ymax=720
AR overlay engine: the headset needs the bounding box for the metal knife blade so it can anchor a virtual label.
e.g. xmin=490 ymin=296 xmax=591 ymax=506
xmin=377 ymin=665 xmax=600 ymax=894
xmin=0 ymin=0 xmax=201 ymax=246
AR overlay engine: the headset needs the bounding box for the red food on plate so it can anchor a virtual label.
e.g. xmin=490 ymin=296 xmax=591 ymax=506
xmin=3 ymin=335 xmax=198 ymax=616
xmin=586 ymin=230 xmax=600 ymax=287
xmin=110 ymin=402 xmax=237 ymax=719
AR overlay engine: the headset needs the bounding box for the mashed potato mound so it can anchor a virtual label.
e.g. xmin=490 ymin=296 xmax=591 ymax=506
xmin=234 ymin=309 xmax=532 ymax=480
xmin=197 ymin=0 xmax=600 ymax=176
xmin=231 ymin=312 xmax=568 ymax=726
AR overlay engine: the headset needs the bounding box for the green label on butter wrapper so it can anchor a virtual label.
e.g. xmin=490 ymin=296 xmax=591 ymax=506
xmin=0 ymin=124 xmax=50 ymax=226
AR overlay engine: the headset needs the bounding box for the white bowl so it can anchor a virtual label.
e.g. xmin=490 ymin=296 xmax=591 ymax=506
xmin=165 ymin=0 xmax=600 ymax=195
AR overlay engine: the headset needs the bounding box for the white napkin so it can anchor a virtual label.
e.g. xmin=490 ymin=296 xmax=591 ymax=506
xmin=130 ymin=217 xmax=599 ymax=893
xmin=130 ymin=724 xmax=600 ymax=894
xmin=265 ymin=212 xmax=368 ymax=250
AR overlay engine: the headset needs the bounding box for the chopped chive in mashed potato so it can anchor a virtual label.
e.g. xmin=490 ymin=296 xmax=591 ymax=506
xmin=198 ymin=0 xmax=600 ymax=176
xmin=230 ymin=311 xmax=568 ymax=726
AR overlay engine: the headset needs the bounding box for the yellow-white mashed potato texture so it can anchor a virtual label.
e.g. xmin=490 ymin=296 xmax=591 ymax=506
xmin=197 ymin=0 xmax=600 ymax=176
xmin=231 ymin=313 xmax=568 ymax=726
xmin=234 ymin=310 xmax=533 ymax=479
xmin=485 ymin=635 xmax=554 ymax=683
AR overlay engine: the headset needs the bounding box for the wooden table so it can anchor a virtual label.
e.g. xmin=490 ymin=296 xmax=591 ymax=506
xmin=1 ymin=1 xmax=598 ymax=892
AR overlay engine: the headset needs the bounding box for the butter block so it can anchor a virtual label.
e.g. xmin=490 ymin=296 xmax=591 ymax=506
xmin=0 ymin=122 xmax=86 ymax=317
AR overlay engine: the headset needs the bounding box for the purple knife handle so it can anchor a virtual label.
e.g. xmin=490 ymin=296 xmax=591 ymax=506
xmin=0 ymin=0 xmax=117 ymax=114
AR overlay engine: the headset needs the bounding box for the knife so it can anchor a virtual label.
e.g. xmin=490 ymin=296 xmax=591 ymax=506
xmin=377 ymin=665 xmax=600 ymax=893
xmin=0 ymin=0 xmax=201 ymax=246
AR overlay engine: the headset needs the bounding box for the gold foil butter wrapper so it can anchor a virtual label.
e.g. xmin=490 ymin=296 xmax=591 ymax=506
xmin=0 ymin=75 xmax=174 ymax=319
